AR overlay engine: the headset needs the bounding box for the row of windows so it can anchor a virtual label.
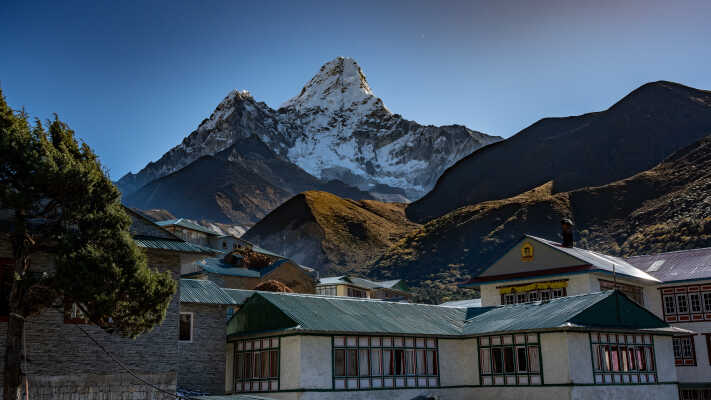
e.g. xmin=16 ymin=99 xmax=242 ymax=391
xmin=674 ymin=336 xmax=696 ymax=366
xmin=599 ymin=280 xmax=645 ymax=305
xmin=590 ymin=333 xmax=657 ymax=384
xmin=316 ymin=286 xmax=337 ymax=296
xmin=478 ymin=334 xmax=541 ymax=385
xmin=681 ymin=389 xmax=711 ymax=400
xmin=347 ymin=287 xmax=368 ymax=298
xmin=663 ymin=292 xmax=711 ymax=317
xmin=501 ymin=288 xmax=566 ymax=305
xmin=333 ymin=336 xmax=439 ymax=390
xmin=234 ymin=338 xmax=280 ymax=393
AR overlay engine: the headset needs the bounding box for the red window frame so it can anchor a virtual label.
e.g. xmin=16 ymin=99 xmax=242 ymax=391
xmin=673 ymin=335 xmax=697 ymax=366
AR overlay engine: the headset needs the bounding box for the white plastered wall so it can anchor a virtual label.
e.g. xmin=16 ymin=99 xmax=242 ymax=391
xmin=439 ymin=338 xmax=478 ymax=386
xmin=279 ymin=336 xmax=301 ymax=391
xmin=299 ymin=336 xmax=332 ymax=389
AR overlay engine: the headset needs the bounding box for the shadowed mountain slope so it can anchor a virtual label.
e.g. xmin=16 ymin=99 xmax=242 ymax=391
xmin=408 ymin=81 xmax=711 ymax=222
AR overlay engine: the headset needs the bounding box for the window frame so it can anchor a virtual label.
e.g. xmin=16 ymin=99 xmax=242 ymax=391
xmin=179 ymin=312 xmax=194 ymax=342
xmin=478 ymin=333 xmax=543 ymax=386
xmin=332 ymin=335 xmax=439 ymax=390
xmin=673 ymin=335 xmax=697 ymax=366
xmin=233 ymin=337 xmax=280 ymax=393
xmin=589 ymin=332 xmax=658 ymax=385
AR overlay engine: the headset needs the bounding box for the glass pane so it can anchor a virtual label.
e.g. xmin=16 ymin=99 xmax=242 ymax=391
xmin=371 ymin=349 xmax=382 ymax=376
xmin=394 ymin=349 xmax=404 ymax=375
xmin=244 ymin=353 xmax=252 ymax=380
xmin=270 ymin=350 xmax=278 ymax=378
xmin=261 ymin=350 xmax=269 ymax=378
xmin=359 ymin=349 xmax=370 ymax=376
xmin=405 ymin=349 xmax=415 ymax=375
xmin=335 ymin=349 xmax=346 ymax=376
xmin=416 ymin=349 xmax=425 ymax=375
xmin=480 ymin=348 xmax=491 ymax=374
xmin=592 ymin=345 xmax=600 ymax=371
xmin=528 ymin=347 xmax=540 ymax=373
xmin=253 ymin=352 xmax=261 ymax=378
xmin=517 ymin=347 xmax=527 ymax=372
xmin=492 ymin=348 xmax=503 ymax=373
xmin=179 ymin=314 xmax=191 ymax=341
xmin=383 ymin=350 xmax=393 ymax=376
xmin=347 ymin=349 xmax=358 ymax=376
xmin=427 ymin=349 xmax=437 ymax=375
xmin=636 ymin=348 xmax=646 ymax=371
xmin=236 ymin=353 xmax=243 ymax=379
xmin=503 ymin=347 xmax=515 ymax=373
xmin=645 ymin=347 xmax=655 ymax=371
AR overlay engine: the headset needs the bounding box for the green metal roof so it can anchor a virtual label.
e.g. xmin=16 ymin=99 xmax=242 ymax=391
xmin=180 ymin=279 xmax=236 ymax=305
xmin=156 ymin=218 xmax=219 ymax=236
xmin=223 ymin=288 xmax=256 ymax=305
xmin=133 ymin=237 xmax=214 ymax=254
xmin=196 ymin=395 xmax=276 ymax=400
xmin=228 ymin=290 xmax=669 ymax=338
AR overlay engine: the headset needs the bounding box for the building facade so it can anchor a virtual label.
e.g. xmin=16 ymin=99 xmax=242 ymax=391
xmin=316 ymin=276 xmax=411 ymax=301
xmin=0 ymin=209 xmax=213 ymax=400
xmin=224 ymin=290 xmax=679 ymax=400
xmin=463 ymin=234 xmax=711 ymax=400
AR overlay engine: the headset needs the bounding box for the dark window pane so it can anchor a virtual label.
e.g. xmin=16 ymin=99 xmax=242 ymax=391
xmin=383 ymin=350 xmax=393 ymax=376
xmin=503 ymin=347 xmax=515 ymax=373
xmin=516 ymin=347 xmax=527 ymax=372
xmin=179 ymin=314 xmax=192 ymax=341
xmin=492 ymin=348 xmax=503 ymax=373
xmin=394 ymin=350 xmax=404 ymax=375
xmin=359 ymin=349 xmax=369 ymax=376
xmin=335 ymin=349 xmax=345 ymax=376
xmin=347 ymin=349 xmax=358 ymax=377
xmin=244 ymin=353 xmax=252 ymax=379
xmin=270 ymin=350 xmax=278 ymax=378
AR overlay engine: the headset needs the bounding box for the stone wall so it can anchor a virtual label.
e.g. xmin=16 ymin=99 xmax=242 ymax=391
xmin=22 ymin=373 xmax=176 ymax=400
xmin=0 ymin=244 xmax=182 ymax=399
xmin=178 ymin=303 xmax=227 ymax=394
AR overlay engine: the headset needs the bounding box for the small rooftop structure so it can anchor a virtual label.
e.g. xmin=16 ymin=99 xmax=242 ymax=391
xmin=156 ymin=218 xmax=220 ymax=236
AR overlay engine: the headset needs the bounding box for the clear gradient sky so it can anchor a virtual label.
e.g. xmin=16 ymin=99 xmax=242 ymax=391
xmin=2 ymin=0 xmax=710 ymax=179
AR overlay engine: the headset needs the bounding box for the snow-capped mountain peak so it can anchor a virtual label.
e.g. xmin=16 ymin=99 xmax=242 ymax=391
xmin=280 ymin=56 xmax=383 ymax=115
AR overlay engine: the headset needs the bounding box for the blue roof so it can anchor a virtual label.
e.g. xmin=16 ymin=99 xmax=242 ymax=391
xmin=156 ymin=218 xmax=219 ymax=236
xmin=180 ymin=279 xmax=236 ymax=305
xmin=198 ymin=257 xmax=260 ymax=278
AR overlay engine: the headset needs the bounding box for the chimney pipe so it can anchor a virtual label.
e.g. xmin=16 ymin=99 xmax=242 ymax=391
xmin=561 ymin=218 xmax=574 ymax=247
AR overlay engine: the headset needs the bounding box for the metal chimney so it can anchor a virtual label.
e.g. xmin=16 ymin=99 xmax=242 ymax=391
xmin=561 ymin=218 xmax=574 ymax=247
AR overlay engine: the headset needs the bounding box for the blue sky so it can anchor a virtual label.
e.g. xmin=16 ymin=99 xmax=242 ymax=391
xmin=2 ymin=0 xmax=710 ymax=179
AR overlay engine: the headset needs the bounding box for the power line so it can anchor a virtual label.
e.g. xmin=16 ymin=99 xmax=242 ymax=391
xmin=74 ymin=324 xmax=202 ymax=400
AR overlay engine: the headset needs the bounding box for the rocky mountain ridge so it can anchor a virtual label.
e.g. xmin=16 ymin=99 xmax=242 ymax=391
xmin=118 ymin=57 xmax=500 ymax=204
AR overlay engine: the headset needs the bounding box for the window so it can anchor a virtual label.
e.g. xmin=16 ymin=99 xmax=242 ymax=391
xmin=691 ymin=293 xmax=703 ymax=313
xmin=590 ymin=332 xmax=657 ymax=384
xmin=678 ymin=294 xmax=690 ymax=313
xmin=63 ymin=300 xmax=89 ymax=324
xmin=599 ymin=280 xmax=644 ymax=305
xmin=347 ymin=287 xmax=367 ymax=298
xmin=680 ymin=389 xmax=711 ymax=400
xmin=661 ymin=286 xmax=711 ymax=322
xmin=499 ymin=282 xmax=567 ymax=305
xmin=179 ymin=312 xmax=193 ymax=342
xmin=478 ymin=334 xmax=542 ymax=386
xmin=316 ymin=286 xmax=337 ymax=296
xmin=673 ymin=336 xmax=696 ymax=366
xmin=664 ymin=295 xmax=677 ymax=315
xmin=234 ymin=338 xmax=279 ymax=393
xmin=333 ymin=336 xmax=438 ymax=390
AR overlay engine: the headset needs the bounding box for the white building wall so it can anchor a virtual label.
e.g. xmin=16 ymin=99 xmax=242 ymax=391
xmin=280 ymin=336 xmax=301 ymax=391
xmin=541 ymin=332 xmax=571 ymax=384
xmin=480 ymin=274 xmax=597 ymax=307
xmin=567 ymin=332 xmax=594 ymax=384
xmin=299 ymin=336 xmax=332 ymax=389
xmin=655 ymin=335 xmax=678 ymax=383
xmin=439 ymin=338 xmax=478 ymax=386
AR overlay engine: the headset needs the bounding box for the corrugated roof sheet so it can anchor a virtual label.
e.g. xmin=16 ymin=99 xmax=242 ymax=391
xmin=318 ymin=276 xmax=408 ymax=291
xmin=249 ymin=291 xmax=469 ymax=336
xmin=156 ymin=218 xmax=219 ymax=236
xmin=526 ymin=235 xmax=660 ymax=283
xmin=198 ymin=257 xmax=261 ymax=278
xmin=133 ymin=237 xmax=214 ymax=254
xmin=440 ymin=299 xmax=482 ymax=308
xmin=180 ymin=279 xmax=236 ymax=305
xmin=462 ymin=291 xmax=610 ymax=334
xmin=224 ymin=288 xmax=256 ymax=305
xmin=627 ymin=247 xmax=711 ymax=283
xmin=196 ymin=395 xmax=277 ymax=400
xmin=230 ymin=290 xmax=669 ymax=337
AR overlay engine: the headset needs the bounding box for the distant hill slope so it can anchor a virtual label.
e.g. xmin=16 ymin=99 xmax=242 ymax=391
xmin=122 ymin=138 xmax=373 ymax=226
xmin=407 ymin=81 xmax=711 ymax=222
xmin=371 ymin=134 xmax=711 ymax=302
xmin=242 ymin=191 xmax=420 ymax=274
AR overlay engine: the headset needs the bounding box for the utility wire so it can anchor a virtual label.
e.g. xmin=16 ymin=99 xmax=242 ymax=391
xmin=74 ymin=324 xmax=202 ymax=400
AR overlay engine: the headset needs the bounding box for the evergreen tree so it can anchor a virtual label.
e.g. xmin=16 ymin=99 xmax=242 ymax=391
xmin=0 ymin=89 xmax=176 ymax=399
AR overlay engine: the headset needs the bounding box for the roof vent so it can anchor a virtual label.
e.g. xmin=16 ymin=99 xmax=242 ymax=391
xmin=561 ymin=218 xmax=574 ymax=248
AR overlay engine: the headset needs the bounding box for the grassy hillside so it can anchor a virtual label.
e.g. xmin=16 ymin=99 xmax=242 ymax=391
xmin=243 ymin=191 xmax=420 ymax=274
xmin=369 ymin=135 xmax=711 ymax=303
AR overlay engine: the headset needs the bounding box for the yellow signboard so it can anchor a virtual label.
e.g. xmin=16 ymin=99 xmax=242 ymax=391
xmin=499 ymin=280 xmax=568 ymax=294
